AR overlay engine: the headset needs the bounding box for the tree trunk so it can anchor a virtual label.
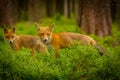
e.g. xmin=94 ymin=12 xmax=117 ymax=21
xmin=0 ymin=0 xmax=17 ymax=26
xmin=69 ymin=0 xmax=74 ymax=17
xmin=77 ymin=0 xmax=112 ymax=38
xmin=64 ymin=0 xmax=74 ymax=18
xmin=56 ymin=0 xmax=64 ymax=15
xmin=115 ymin=0 xmax=120 ymax=28
xmin=27 ymin=0 xmax=47 ymax=22
xmin=64 ymin=0 xmax=69 ymax=18
xmin=46 ymin=0 xmax=56 ymax=17
xmin=75 ymin=0 xmax=83 ymax=27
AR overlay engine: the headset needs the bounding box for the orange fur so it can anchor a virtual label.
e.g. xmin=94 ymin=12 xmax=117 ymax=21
xmin=35 ymin=23 xmax=99 ymax=58
xmin=4 ymin=27 xmax=48 ymax=56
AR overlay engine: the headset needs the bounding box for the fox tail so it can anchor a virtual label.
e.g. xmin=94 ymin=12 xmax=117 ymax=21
xmin=95 ymin=44 xmax=106 ymax=55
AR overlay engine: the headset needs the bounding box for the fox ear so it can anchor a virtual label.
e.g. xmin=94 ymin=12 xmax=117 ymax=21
xmin=4 ymin=28 xmax=8 ymax=33
xmin=12 ymin=27 xmax=15 ymax=33
xmin=49 ymin=23 xmax=55 ymax=31
xmin=34 ymin=22 xmax=40 ymax=31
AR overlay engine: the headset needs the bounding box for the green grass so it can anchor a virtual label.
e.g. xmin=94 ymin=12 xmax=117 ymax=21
xmin=0 ymin=16 xmax=120 ymax=80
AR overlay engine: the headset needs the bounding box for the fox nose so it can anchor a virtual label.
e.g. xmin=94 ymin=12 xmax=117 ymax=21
xmin=44 ymin=38 xmax=48 ymax=42
xmin=9 ymin=41 xmax=13 ymax=44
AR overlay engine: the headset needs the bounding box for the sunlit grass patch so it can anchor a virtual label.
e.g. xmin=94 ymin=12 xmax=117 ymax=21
xmin=0 ymin=40 xmax=120 ymax=80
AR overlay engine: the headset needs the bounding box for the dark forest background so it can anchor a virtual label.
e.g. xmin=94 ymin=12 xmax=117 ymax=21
xmin=0 ymin=0 xmax=120 ymax=37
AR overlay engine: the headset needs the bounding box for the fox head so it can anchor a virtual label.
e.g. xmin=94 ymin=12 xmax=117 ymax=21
xmin=4 ymin=27 xmax=16 ymax=44
xmin=35 ymin=23 xmax=54 ymax=44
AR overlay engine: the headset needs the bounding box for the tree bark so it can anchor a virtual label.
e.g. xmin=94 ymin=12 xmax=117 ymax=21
xmin=77 ymin=0 xmax=112 ymax=38
xmin=0 ymin=0 xmax=17 ymax=26
xmin=46 ymin=0 xmax=56 ymax=17
xmin=27 ymin=0 xmax=47 ymax=22
xmin=115 ymin=0 xmax=120 ymax=28
xmin=75 ymin=0 xmax=79 ymax=25
xmin=64 ymin=0 xmax=74 ymax=18
xmin=56 ymin=0 xmax=64 ymax=15
xmin=69 ymin=0 xmax=74 ymax=15
xmin=64 ymin=0 xmax=68 ymax=18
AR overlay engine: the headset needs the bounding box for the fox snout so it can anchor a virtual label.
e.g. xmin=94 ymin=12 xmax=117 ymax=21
xmin=5 ymin=37 xmax=16 ymax=44
xmin=9 ymin=40 xmax=14 ymax=44
xmin=44 ymin=38 xmax=48 ymax=41
xmin=43 ymin=38 xmax=49 ymax=44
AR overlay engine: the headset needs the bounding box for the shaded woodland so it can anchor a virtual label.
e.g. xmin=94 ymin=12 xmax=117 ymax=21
xmin=0 ymin=0 xmax=120 ymax=37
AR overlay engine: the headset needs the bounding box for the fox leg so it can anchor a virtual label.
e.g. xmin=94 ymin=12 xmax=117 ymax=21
xmin=54 ymin=48 xmax=59 ymax=59
xmin=94 ymin=44 xmax=106 ymax=55
xmin=30 ymin=49 xmax=35 ymax=56
xmin=36 ymin=44 xmax=46 ymax=53
xmin=52 ymin=45 xmax=60 ymax=58
xmin=13 ymin=44 xmax=20 ymax=51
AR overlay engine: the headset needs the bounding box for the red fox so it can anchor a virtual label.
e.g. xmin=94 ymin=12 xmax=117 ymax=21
xmin=4 ymin=27 xmax=48 ymax=56
xmin=35 ymin=23 xmax=105 ymax=58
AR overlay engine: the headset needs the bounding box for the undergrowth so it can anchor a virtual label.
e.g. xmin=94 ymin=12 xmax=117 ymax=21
xmin=0 ymin=16 xmax=120 ymax=80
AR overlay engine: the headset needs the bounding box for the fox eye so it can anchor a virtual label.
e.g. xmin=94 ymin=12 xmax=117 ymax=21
xmin=47 ymin=33 xmax=50 ymax=36
xmin=40 ymin=33 xmax=44 ymax=35
xmin=12 ymin=36 xmax=14 ymax=38
xmin=6 ymin=36 xmax=9 ymax=38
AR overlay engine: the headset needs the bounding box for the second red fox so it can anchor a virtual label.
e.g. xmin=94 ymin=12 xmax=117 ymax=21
xmin=35 ymin=23 xmax=106 ymax=58
xmin=4 ymin=27 xmax=48 ymax=56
